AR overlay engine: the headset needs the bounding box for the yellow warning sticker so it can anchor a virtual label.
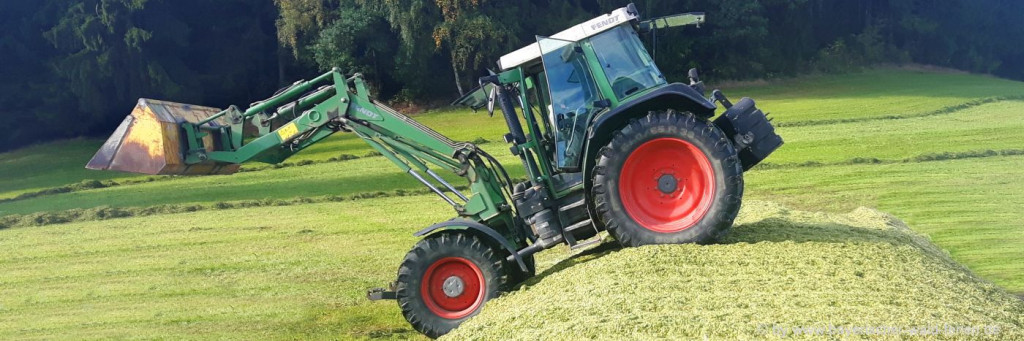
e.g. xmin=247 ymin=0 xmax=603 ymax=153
xmin=277 ymin=123 xmax=299 ymax=141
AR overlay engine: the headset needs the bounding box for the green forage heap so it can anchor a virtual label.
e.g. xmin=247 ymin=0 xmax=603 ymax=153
xmin=445 ymin=201 xmax=1024 ymax=340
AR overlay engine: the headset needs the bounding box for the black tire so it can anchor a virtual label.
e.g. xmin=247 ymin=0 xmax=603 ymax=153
xmin=592 ymin=110 xmax=743 ymax=247
xmin=396 ymin=232 xmax=504 ymax=338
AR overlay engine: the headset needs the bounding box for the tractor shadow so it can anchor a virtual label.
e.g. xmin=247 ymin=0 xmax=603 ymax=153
xmin=525 ymin=214 xmax=921 ymax=286
xmin=529 ymin=240 xmax=622 ymax=283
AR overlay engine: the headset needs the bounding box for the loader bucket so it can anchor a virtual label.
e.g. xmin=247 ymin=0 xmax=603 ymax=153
xmin=86 ymin=99 xmax=241 ymax=176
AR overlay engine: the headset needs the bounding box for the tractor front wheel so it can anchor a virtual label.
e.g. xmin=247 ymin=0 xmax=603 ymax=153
xmin=396 ymin=231 xmax=504 ymax=338
xmin=592 ymin=110 xmax=743 ymax=247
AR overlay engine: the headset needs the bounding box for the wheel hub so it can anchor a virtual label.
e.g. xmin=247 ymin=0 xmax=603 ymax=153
xmin=441 ymin=276 xmax=465 ymax=298
xmin=618 ymin=137 xmax=716 ymax=233
xmin=657 ymin=174 xmax=678 ymax=194
xmin=420 ymin=257 xmax=485 ymax=319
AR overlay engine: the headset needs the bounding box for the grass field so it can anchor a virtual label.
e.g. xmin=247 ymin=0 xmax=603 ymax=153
xmin=0 ymin=139 xmax=140 ymax=200
xmin=1 ymin=67 xmax=1022 ymax=338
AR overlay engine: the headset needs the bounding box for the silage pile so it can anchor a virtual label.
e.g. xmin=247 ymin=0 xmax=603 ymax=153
xmin=444 ymin=201 xmax=1024 ymax=340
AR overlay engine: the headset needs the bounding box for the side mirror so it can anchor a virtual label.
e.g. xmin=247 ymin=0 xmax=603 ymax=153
xmin=688 ymin=68 xmax=701 ymax=84
xmin=486 ymin=86 xmax=497 ymax=117
xmin=638 ymin=12 xmax=707 ymax=34
xmin=688 ymin=68 xmax=706 ymax=96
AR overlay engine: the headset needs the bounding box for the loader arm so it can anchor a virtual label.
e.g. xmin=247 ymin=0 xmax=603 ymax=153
xmin=88 ymin=69 xmax=517 ymax=227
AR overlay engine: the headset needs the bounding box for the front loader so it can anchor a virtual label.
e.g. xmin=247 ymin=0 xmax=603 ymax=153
xmin=87 ymin=4 xmax=781 ymax=338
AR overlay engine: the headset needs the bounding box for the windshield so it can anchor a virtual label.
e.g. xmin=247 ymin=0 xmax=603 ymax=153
xmin=538 ymin=36 xmax=601 ymax=170
xmin=590 ymin=26 xmax=666 ymax=100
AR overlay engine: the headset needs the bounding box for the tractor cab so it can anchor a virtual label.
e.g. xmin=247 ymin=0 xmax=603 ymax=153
xmin=534 ymin=24 xmax=668 ymax=170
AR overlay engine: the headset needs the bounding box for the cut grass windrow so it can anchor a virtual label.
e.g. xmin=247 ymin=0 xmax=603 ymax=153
xmin=0 ymin=152 xmax=385 ymax=205
xmin=9 ymin=146 xmax=1018 ymax=207
xmin=773 ymin=96 xmax=1024 ymax=127
xmin=0 ymin=139 xmax=493 ymax=205
xmin=236 ymin=152 xmax=369 ymax=172
xmin=0 ymin=187 xmax=468 ymax=230
xmin=0 ymin=178 xmax=163 ymax=204
xmin=756 ymin=148 xmax=1024 ymax=170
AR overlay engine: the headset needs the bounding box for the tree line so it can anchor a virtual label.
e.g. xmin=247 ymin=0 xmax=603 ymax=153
xmin=2 ymin=0 xmax=1022 ymax=151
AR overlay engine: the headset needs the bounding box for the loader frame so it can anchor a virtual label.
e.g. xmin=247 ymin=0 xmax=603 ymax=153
xmin=167 ymin=69 xmax=533 ymax=269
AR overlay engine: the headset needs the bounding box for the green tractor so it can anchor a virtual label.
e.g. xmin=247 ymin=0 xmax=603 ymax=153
xmin=87 ymin=4 xmax=781 ymax=338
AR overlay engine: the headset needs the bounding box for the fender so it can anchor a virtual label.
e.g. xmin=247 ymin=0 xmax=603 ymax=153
xmin=415 ymin=219 xmax=529 ymax=272
xmin=588 ymin=83 xmax=716 ymax=141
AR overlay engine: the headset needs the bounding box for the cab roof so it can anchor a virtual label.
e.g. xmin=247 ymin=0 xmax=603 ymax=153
xmin=498 ymin=5 xmax=640 ymax=71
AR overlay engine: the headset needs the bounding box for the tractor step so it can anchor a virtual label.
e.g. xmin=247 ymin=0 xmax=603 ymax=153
xmin=564 ymin=219 xmax=594 ymax=233
xmin=565 ymin=218 xmax=603 ymax=251
xmin=570 ymin=237 xmax=602 ymax=251
xmin=558 ymin=198 xmax=587 ymax=212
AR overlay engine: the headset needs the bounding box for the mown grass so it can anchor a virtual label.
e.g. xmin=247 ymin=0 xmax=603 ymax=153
xmin=9 ymin=67 xmax=1021 ymax=200
xmin=1 ymin=68 xmax=1023 ymax=338
xmin=0 ymin=196 xmax=450 ymax=340
xmin=727 ymin=68 xmax=1024 ymax=124
xmin=0 ymin=139 xmax=141 ymax=200
xmin=0 ymin=107 xmax=500 ymax=201
xmin=765 ymin=100 xmax=1024 ymax=165
xmin=0 ymin=187 xmax=460 ymax=230
xmin=0 ymin=194 xmax=574 ymax=340
xmin=0 ymin=155 xmax=519 ymax=216
xmin=446 ymin=202 xmax=1024 ymax=340
xmin=1 ymin=69 xmax=1022 ymax=291
xmin=746 ymin=154 xmax=1024 ymax=292
xmin=5 ymin=97 xmax=1024 ymax=216
xmin=7 ymin=198 xmax=1017 ymax=340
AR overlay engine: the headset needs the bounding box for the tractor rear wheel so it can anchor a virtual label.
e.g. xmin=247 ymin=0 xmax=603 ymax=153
xmin=592 ymin=110 xmax=743 ymax=247
xmin=396 ymin=231 xmax=504 ymax=338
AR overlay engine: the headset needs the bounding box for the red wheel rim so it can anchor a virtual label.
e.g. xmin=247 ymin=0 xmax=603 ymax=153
xmin=421 ymin=257 xmax=485 ymax=319
xmin=618 ymin=137 xmax=716 ymax=233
